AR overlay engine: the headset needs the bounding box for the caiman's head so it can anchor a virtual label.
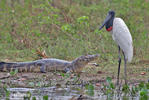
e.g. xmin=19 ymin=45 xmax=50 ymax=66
xmin=74 ymin=54 xmax=100 ymax=65
xmin=64 ymin=54 xmax=99 ymax=73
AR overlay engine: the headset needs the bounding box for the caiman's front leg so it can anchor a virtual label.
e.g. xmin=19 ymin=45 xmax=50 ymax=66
xmin=64 ymin=67 xmax=71 ymax=73
xmin=36 ymin=62 xmax=46 ymax=73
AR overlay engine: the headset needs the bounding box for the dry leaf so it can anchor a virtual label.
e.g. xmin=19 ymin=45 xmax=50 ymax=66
xmin=140 ymin=72 xmax=146 ymax=75
xmin=36 ymin=48 xmax=48 ymax=58
xmin=18 ymin=78 xmax=26 ymax=81
xmin=97 ymin=70 xmax=103 ymax=74
xmin=96 ymin=83 xmax=101 ymax=87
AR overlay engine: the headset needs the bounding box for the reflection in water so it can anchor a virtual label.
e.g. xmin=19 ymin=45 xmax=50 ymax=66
xmin=1 ymin=86 xmax=96 ymax=100
xmin=0 ymin=86 xmax=145 ymax=100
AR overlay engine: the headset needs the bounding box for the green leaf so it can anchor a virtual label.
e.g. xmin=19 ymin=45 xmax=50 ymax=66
xmin=122 ymin=84 xmax=129 ymax=94
xmin=86 ymin=89 xmax=94 ymax=96
xmin=140 ymin=89 xmax=148 ymax=96
xmin=139 ymin=89 xmax=148 ymax=100
xmin=10 ymin=69 xmax=18 ymax=76
xmin=32 ymin=97 xmax=36 ymax=100
xmin=85 ymin=84 xmax=94 ymax=96
xmin=139 ymin=82 xmax=145 ymax=90
xmin=77 ymin=16 xmax=89 ymax=24
xmin=43 ymin=95 xmax=48 ymax=100
xmin=146 ymin=83 xmax=149 ymax=89
xmin=106 ymin=77 xmax=112 ymax=83
xmin=6 ymin=90 xmax=10 ymax=97
xmin=86 ymin=84 xmax=94 ymax=91
xmin=60 ymin=73 xmax=65 ymax=77
xmin=109 ymin=83 xmax=115 ymax=89
xmin=36 ymin=82 xmax=41 ymax=87
xmin=61 ymin=24 xmax=72 ymax=33
xmin=24 ymin=91 xmax=32 ymax=100
xmin=65 ymin=73 xmax=70 ymax=78
xmin=28 ymin=82 xmax=34 ymax=87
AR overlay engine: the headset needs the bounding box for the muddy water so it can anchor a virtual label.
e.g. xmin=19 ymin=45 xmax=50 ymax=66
xmin=0 ymin=72 xmax=147 ymax=100
xmin=1 ymin=86 xmax=100 ymax=100
xmin=0 ymin=86 xmax=142 ymax=100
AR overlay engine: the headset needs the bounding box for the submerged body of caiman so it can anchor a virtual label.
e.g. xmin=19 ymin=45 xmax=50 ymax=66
xmin=0 ymin=54 xmax=99 ymax=73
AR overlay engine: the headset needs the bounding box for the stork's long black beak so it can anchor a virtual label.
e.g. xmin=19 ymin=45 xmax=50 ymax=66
xmin=99 ymin=14 xmax=112 ymax=30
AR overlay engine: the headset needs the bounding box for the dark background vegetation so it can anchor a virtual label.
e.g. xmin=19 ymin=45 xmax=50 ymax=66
xmin=0 ymin=0 xmax=149 ymax=64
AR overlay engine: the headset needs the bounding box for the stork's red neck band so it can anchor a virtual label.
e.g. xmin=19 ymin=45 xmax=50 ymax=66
xmin=106 ymin=26 xmax=113 ymax=31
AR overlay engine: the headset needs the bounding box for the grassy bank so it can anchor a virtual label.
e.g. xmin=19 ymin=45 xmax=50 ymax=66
xmin=0 ymin=0 xmax=149 ymax=63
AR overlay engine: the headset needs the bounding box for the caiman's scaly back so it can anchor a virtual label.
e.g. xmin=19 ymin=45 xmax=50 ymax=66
xmin=64 ymin=54 xmax=99 ymax=72
xmin=0 ymin=54 xmax=99 ymax=73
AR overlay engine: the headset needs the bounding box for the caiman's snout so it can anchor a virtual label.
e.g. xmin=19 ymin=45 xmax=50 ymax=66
xmin=81 ymin=54 xmax=100 ymax=62
xmin=87 ymin=54 xmax=100 ymax=58
xmin=64 ymin=54 xmax=100 ymax=73
xmin=89 ymin=54 xmax=100 ymax=58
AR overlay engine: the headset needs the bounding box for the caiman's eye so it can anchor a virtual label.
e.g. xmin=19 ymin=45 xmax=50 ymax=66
xmin=79 ymin=59 xmax=82 ymax=62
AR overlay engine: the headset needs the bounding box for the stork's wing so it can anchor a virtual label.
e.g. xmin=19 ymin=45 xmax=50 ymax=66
xmin=112 ymin=18 xmax=133 ymax=62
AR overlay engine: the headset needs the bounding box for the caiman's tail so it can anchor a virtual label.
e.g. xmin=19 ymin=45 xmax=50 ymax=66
xmin=64 ymin=54 xmax=100 ymax=72
xmin=0 ymin=62 xmax=18 ymax=71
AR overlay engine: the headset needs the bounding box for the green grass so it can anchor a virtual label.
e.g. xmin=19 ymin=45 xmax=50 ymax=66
xmin=0 ymin=0 xmax=149 ymax=64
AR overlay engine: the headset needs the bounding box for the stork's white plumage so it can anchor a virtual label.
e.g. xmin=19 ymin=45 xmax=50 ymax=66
xmin=112 ymin=18 xmax=133 ymax=62
xmin=99 ymin=10 xmax=133 ymax=85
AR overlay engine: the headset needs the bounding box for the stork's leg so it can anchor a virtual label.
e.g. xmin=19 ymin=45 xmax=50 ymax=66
xmin=123 ymin=51 xmax=127 ymax=84
xmin=117 ymin=46 xmax=121 ymax=85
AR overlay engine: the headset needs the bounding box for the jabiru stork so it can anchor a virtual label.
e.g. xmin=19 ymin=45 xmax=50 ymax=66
xmin=99 ymin=10 xmax=133 ymax=85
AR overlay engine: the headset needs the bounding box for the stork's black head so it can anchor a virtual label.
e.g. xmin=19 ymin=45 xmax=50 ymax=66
xmin=99 ymin=10 xmax=115 ymax=31
xmin=108 ymin=10 xmax=115 ymax=16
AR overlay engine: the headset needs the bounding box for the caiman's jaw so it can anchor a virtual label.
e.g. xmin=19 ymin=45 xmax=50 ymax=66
xmin=75 ymin=54 xmax=100 ymax=65
xmin=64 ymin=54 xmax=100 ymax=73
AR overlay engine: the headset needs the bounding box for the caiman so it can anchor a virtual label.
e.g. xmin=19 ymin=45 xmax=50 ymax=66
xmin=0 ymin=54 xmax=99 ymax=73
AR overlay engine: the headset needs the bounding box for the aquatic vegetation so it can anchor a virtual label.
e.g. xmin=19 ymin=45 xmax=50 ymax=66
xmin=85 ymin=84 xmax=94 ymax=96
xmin=9 ymin=69 xmax=18 ymax=76
xmin=99 ymin=77 xmax=149 ymax=100
xmin=24 ymin=91 xmax=31 ymax=100
xmin=43 ymin=95 xmax=48 ymax=100
xmin=32 ymin=96 xmax=36 ymax=100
